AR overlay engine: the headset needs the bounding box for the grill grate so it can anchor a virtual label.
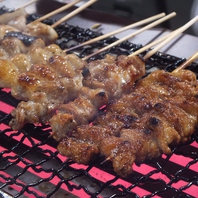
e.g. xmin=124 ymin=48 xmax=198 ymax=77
xmin=0 ymin=11 xmax=197 ymax=198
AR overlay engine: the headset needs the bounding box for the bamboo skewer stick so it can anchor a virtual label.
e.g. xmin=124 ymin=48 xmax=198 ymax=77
xmin=34 ymin=0 xmax=83 ymax=23
xmin=51 ymin=0 xmax=98 ymax=28
xmin=129 ymin=31 xmax=176 ymax=57
xmin=91 ymin=23 xmax=102 ymax=29
xmin=129 ymin=16 xmax=198 ymax=57
xmin=82 ymin=12 xmax=176 ymax=61
xmin=143 ymin=15 xmax=198 ymax=60
xmin=173 ymin=51 xmax=198 ymax=73
xmin=65 ymin=12 xmax=166 ymax=52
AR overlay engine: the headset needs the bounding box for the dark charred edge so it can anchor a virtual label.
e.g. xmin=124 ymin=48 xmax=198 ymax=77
xmin=0 ymin=6 xmax=14 ymax=15
xmin=4 ymin=31 xmax=39 ymax=46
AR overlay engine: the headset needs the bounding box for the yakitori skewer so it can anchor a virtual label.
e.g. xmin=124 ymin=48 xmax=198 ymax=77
xmin=65 ymin=12 xmax=166 ymax=52
xmin=173 ymin=51 xmax=198 ymax=73
xmin=0 ymin=1 xmax=34 ymax=24
xmin=82 ymin=12 xmax=176 ymax=60
xmin=1 ymin=2 xmax=197 ymax=179
xmin=143 ymin=15 xmax=198 ymax=60
xmin=51 ymin=0 xmax=98 ymax=28
xmin=34 ymin=0 xmax=83 ymax=23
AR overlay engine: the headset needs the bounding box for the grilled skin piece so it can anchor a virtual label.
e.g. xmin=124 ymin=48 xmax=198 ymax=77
xmin=0 ymin=44 xmax=73 ymax=87
xmin=57 ymin=69 xmax=198 ymax=177
xmin=50 ymin=55 xmax=145 ymax=141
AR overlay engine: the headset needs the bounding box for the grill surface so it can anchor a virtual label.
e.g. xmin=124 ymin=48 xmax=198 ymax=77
xmin=0 ymin=9 xmax=198 ymax=198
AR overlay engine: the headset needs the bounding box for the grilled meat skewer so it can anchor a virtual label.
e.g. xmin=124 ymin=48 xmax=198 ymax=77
xmin=0 ymin=6 xmax=58 ymax=45
xmin=57 ymin=69 xmax=198 ymax=177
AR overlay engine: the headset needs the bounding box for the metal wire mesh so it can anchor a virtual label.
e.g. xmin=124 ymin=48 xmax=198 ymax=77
xmin=0 ymin=11 xmax=197 ymax=198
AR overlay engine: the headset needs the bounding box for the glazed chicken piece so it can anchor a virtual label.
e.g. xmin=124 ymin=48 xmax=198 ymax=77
xmin=7 ymin=14 xmax=27 ymax=32
xmin=83 ymin=54 xmax=145 ymax=99
xmin=0 ymin=44 xmax=68 ymax=85
xmin=0 ymin=59 xmax=19 ymax=88
xmin=24 ymin=21 xmax=58 ymax=45
xmin=58 ymin=125 xmax=113 ymax=164
xmin=57 ymin=69 xmax=198 ymax=177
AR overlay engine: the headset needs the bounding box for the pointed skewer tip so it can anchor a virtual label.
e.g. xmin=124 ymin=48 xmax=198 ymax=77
xmin=173 ymin=51 xmax=198 ymax=73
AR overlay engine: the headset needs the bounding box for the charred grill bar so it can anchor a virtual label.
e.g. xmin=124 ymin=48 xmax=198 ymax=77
xmin=0 ymin=4 xmax=197 ymax=198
